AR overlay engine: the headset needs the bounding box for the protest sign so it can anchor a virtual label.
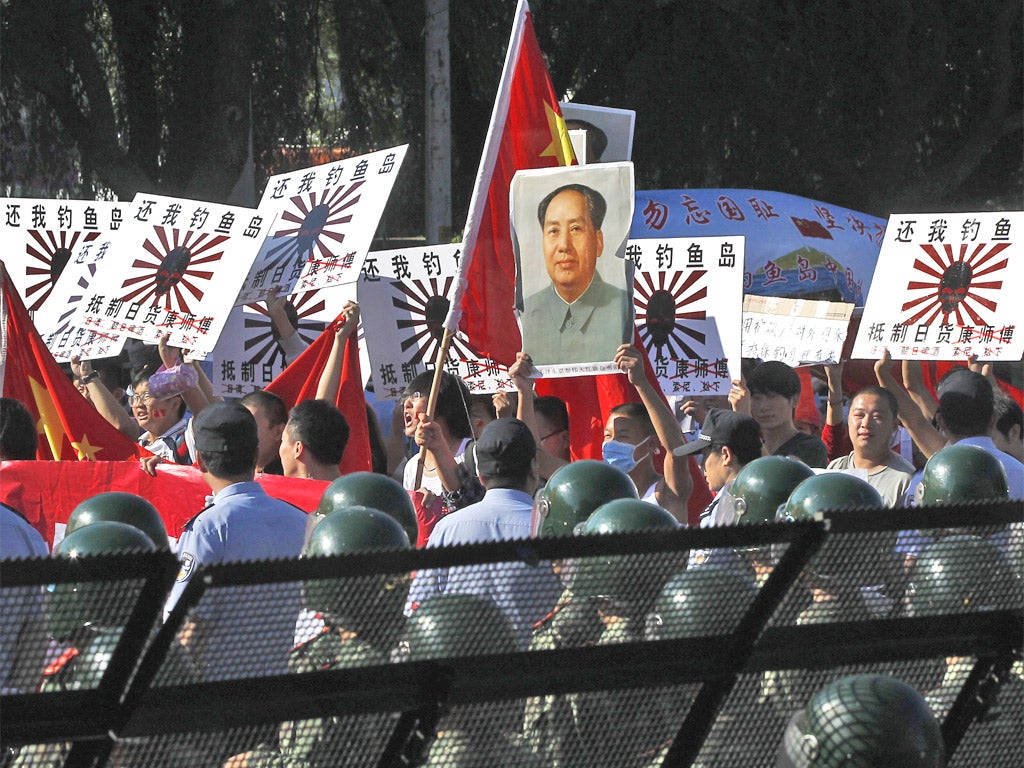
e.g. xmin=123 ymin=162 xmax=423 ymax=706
xmin=852 ymin=211 xmax=1023 ymax=361
xmin=742 ymin=295 xmax=854 ymax=366
xmin=236 ymin=145 xmax=408 ymax=305
xmin=559 ymin=102 xmax=635 ymax=164
xmin=0 ymin=198 xmax=124 ymax=313
xmin=72 ymin=193 xmax=270 ymax=355
xmin=627 ymin=236 xmax=744 ymax=397
xmin=358 ymin=244 xmax=512 ymax=399
xmin=32 ymin=232 xmax=127 ymax=362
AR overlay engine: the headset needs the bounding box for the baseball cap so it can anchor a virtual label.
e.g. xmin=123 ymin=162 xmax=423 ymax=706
xmin=747 ymin=360 xmax=801 ymax=399
xmin=937 ymin=369 xmax=994 ymax=420
xmin=674 ymin=408 xmax=762 ymax=456
xmin=193 ymin=401 xmax=258 ymax=453
xmin=474 ymin=418 xmax=536 ymax=479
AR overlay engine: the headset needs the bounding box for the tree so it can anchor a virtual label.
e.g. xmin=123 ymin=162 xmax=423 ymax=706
xmin=1 ymin=0 xmax=319 ymax=202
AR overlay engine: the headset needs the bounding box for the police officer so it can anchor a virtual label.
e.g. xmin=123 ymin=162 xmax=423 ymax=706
xmin=164 ymin=401 xmax=307 ymax=678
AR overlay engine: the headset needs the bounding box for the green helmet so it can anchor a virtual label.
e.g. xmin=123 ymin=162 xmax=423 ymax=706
xmin=66 ymin=492 xmax=168 ymax=550
xmin=317 ymin=472 xmax=418 ymax=545
xmin=906 ymin=534 xmax=1019 ymax=616
xmin=777 ymin=674 xmax=944 ymax=768
xmin=647 ymin=564 xmax=757 ymax=640
xmin=572 ymin=499 xmax=680 ymax=610
xmin=531 ymin=460 xmax=638 ymax=538
xmin=779 ymin=474 xmax=884 ymax=522
xmin=727 ymin=457 xmax=815 ymax=525
xmin=302 ymin=506 xmax=410 ymax=640
xmin=918 ymin=444 xmax=1009 ymax=506
xmin=50 ymin=521 xmax=157 ymax=641
xmin=397 ymin=593 xmax=517 ymax=661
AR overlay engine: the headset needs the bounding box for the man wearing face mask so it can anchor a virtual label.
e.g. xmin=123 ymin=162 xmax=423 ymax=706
xmin=603 ymin=344 xmax=694 ymax=525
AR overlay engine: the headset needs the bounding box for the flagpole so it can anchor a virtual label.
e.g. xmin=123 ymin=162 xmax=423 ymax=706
xmin=414 ymin=326 xmax=456 ymax=489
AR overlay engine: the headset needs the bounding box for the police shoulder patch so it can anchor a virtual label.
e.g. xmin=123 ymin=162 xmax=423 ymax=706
xmin=177 ymin=552 xmax=196 ymax=582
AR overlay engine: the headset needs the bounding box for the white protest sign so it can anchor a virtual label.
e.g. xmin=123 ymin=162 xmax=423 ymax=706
xmin=358 ymin=244 xmax=513 ymax=400
xmin=741 ymin=295 xmax=854 ymax=366
xmin=852 ymin=211 xmax=1023 ymax=361
xmin=73 ymin=193 xmax=271 ymax=355
xmin=33 ymin=233 xmax=127 ymax=362
xmin=236 ymin=145 xmax=408 ymax=305
xmin=627 ymin=236 xmax=744 ymax=397
xmin=0 ymin=199 xmax=125 ymax=313
xmin=210 ymin=284 xmax=366 ymax=397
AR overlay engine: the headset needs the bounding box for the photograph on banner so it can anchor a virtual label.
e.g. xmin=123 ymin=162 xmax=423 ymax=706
xmin=0 ymin=199 xmax=125 ymax=313
xmin=742 ymin=295 xmax=854 ymax=367
xmin=628 ymin=236 xmax=743 ymax=398
xmin=211 ymin=283 xmax=367 ymax=397
xmin=852 ymin=211 xmax=1023 ymax=362
xmin=511 ymin=162 xmax=635 ymax=377
xmin=236 ymin=144 xmax=408 ymax=305
xmin=631 ymin=189 xmax=885 ymax=305
xmin=559 ymin=102 xmax=636 ymax=164
xmin=358 ymin=244 xmax=513 ymax=400
xmin=31 ymin=232 xmax=128 ymax=362
xmin=72 ymin=193 xmax=271 ymax=355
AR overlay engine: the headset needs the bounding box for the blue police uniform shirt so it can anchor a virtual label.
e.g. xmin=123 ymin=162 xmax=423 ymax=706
xmin=1 ymin=504 xmax=49 ymax=693
xmin=1 ymin=504 xmax=49 ymax=559
xmin=408 ymin=488 xmax=562 ymax=649
xmin=164 ymin=481 xmax=307 ymax=679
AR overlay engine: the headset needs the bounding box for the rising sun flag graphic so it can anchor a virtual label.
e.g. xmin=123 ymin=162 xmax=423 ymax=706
xmin=0 ymin=261 xmax=147 ymax=461
xmin=444 ymin=0 xmax=576 ymax=366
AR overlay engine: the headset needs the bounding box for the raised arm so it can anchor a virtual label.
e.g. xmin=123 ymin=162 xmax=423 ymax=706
xmin=315 ymin=302 xmax=359 ymax=400
xmin=615 ymin=344 xmax=693 ymax=503
xmin=875 ymin=350 xmax=945 ymax=458
xmin=71 ymin=355 xmax=138 ymax=438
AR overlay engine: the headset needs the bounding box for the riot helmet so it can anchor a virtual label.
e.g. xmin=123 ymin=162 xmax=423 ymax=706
xmin=776 ymin=674 xmax=944 ymax=768
xmin=317 ymin=471 xmax=418 ymax=545
xmin=531 ymin=460 xmax=638 ymax=538
xmin=66 ymin=492 xmax=169 ymax=549
xmin=917 ymin=444 xmax=1009 ymax=506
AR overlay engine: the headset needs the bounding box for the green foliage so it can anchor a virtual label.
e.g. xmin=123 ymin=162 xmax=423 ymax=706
xmin=2 ymin=0 xmax=1020 ymax=224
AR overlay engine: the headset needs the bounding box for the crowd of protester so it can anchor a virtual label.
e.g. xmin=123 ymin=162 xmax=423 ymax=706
xmin=1 ymin=297 xmax=1022 ymax=766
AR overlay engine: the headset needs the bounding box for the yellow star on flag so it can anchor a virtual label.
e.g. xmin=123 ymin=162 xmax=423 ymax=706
xmin=540 ymin=102 xmax=576 ymax=167
xmin=72 ymin=433 xmax=102 ymax=461
xmin=28 ymin=375 xmax=66 ymax=461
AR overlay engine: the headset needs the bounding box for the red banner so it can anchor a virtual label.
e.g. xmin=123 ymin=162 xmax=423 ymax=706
xmin=1 ymin=461 xmax=329 ymax=548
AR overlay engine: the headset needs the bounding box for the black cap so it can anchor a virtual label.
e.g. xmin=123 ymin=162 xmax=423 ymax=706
xmin=937 ymin=368 xmax=994 ymax=423
xmin=674 ymin=408 xmax=762 ymax=456
xmin=475 ymin=418 xmax=536 ymax=479
xmin=193 ymin=401 xmax=258 ymax=453
xmin=747 ymin=360 xmax=801 ymax=399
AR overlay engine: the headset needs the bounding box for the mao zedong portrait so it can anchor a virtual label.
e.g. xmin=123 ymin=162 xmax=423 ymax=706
xmin=521 ymin=184 xmax=630 ymax=366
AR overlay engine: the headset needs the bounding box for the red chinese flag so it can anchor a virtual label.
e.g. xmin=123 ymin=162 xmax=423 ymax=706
xmin=444 ymin=0 xmax=576 ymax=366
xmin=0 ymin=261 xmax=147 ymax=461
xmin=264 ymin=318 xmax=372 ymax=475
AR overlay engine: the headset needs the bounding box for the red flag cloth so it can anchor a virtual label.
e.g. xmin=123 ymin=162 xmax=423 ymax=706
xmin=535 ymin=332 xmax=713 ymax=526
xmin=264 ymin=320 xmax=372 ymax=475
xmin=0 ymin=262 xmax=146 ymax=462
xmin=794 ymin=367 xmax=822 ymax=429
xmin=444 ymin=0 xmax=575 ymax=366
xmin=0 ymin=461 xmax=326 ymax=548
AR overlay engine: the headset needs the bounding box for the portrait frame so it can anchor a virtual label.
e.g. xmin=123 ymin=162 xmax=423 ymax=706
xmin=510 ymin=162 xmax=635 ymax=376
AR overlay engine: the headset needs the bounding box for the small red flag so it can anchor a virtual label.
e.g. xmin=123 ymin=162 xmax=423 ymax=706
xmin=0 ymin=261 xmax=146 ymax=462
xmin=444 ymin=0 xmax=576 ymax=366
xmin=264 ymin=318 xmax=372 ymax=475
